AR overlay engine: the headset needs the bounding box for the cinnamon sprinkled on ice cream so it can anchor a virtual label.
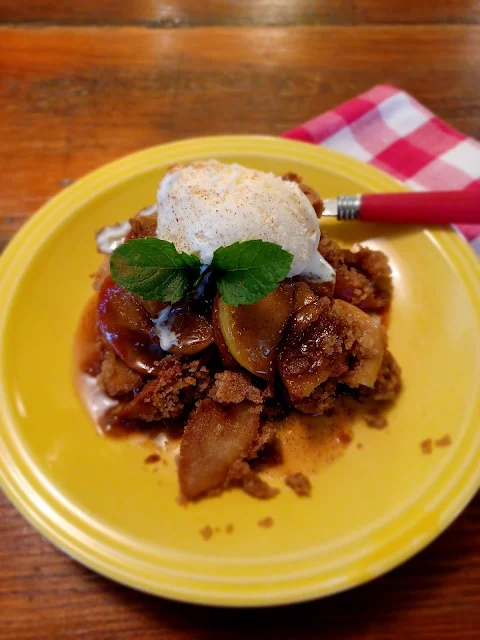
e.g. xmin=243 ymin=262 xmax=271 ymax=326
xmin=156 ymin=160 xmax=335 ymax=282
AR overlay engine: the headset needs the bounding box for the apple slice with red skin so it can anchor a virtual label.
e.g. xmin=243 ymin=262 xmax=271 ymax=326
xmin=98 ymin=276 xmax=163 ymax=375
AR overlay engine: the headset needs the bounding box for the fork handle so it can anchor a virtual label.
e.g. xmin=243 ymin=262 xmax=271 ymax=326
xmin=359 ymin=191 xmax=479 ymax=225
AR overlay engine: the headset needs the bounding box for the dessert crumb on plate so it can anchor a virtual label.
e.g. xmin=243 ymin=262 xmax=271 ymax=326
xmin=200 ymin=526 xmax=213 ymax=541
xmin=285 ymin=472 xmax=312 ymax=497
xmin=420 ymin=439 xmax=433 ymax=455
xmin=258 ymin=517 xmax=274 ymax=529
xmin=144 ymin=453 xmax=160 ymax=464
xmin=364 ymin=412 xmax=388 ymax=429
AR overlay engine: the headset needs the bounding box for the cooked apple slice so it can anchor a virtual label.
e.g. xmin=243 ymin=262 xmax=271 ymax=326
xmin=178 ymin=399 xmax=262 ymax=500
xmin=289 ymin=299 xmax=323 ymax=336
xmin=335 ymin=300 xmax=386 ymax=388
xmin=98 ymin=276 xmax=163 ymax=375
xmin=217 ymin=282 xmax=294 ymax=379
xmin=278 ymin=332 xmax=348 ymax=399
xmin=167 ymin=302 xmax=214 ymax=356
xmin=278 ymin=297 xmax=386 ymax=397
xmin=278 ymin=297 xmax=349 ymax=398
xmin=212 ymin=295 xmax=239 ymax=368
xmin=293 ymin=281 xmax=318 ymax=312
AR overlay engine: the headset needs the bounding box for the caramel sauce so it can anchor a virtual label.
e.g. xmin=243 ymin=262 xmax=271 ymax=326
xmin=74 ymin=293 xmax=102 ymax=375
xmin=262 ymin=404 xmax=354 ymax=479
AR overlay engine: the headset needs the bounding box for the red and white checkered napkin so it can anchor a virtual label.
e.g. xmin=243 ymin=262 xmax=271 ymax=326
xmin=283 ymin=84 xmax=480 ymax=254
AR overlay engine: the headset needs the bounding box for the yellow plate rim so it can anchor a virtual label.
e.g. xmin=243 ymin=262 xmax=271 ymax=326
xmin=0 ymin=135 xmax=479 ymax=606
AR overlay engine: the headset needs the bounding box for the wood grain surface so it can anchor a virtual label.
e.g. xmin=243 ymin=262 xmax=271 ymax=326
xmin=0 ymin=2 xmax=479 ymax=638
xmin=1 ymin=0 xmax=480 ymax=26
xmin=1 ymin=25 xmax=480 ymax=231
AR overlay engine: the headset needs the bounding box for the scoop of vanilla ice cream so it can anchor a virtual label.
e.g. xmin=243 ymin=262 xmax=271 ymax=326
xmin=156 ymin=160 xmax=335 ymax=281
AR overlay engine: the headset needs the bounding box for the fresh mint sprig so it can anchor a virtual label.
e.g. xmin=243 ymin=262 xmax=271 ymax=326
xmin=211 ymin=240 xmax=293 ymax=306
xmin=110 ymin=238 xmax=202 ymax=303
xmin=110 ymin=238 xmax=293 ymax=306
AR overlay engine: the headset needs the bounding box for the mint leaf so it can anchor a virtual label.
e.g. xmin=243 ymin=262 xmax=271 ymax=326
xmin=110 ymin=238 xmax=201 ymax=303
xmin=212 ymin=240 xmax=293 ymax=306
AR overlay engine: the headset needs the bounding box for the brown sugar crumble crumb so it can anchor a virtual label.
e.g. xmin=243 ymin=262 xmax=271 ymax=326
xmin=357 ymin=442 xmax=363 ymax=449
xmin=364 ymin=413 xmax=388 ymax=429
xmin=144 ymin=453 xmax=160 ymax=464
xmin=258 ymin=517 xmax=274 ymax=529
xmin=225 ymin=524 xmax=234 ymax=534
xmin=98 ymin=348 xmax=143 ymax=396
xmin=117 ymin=357 xmax=211 ymax=423
xmin=420 ymin=439 xmax=433 ymax=455
xmin=435 ymin=434 xmax=452 ymax=447
xmin=209 ymin=371 xmax=263 ymax=404
xmin=200 ymin=526 xmax=213 ymax=541
xmin=285 ymin=472 xmax=312 ymax=497
xmin=242 ymin=473 xmax=279 ymax=500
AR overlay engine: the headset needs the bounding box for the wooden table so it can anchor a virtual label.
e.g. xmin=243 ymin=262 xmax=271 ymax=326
xmin=1 ymin=2 xmax=479 ymax=638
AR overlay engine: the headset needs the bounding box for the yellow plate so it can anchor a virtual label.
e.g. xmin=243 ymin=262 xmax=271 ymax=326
xmin=0 ymin=136 xmax=479 ymax=607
